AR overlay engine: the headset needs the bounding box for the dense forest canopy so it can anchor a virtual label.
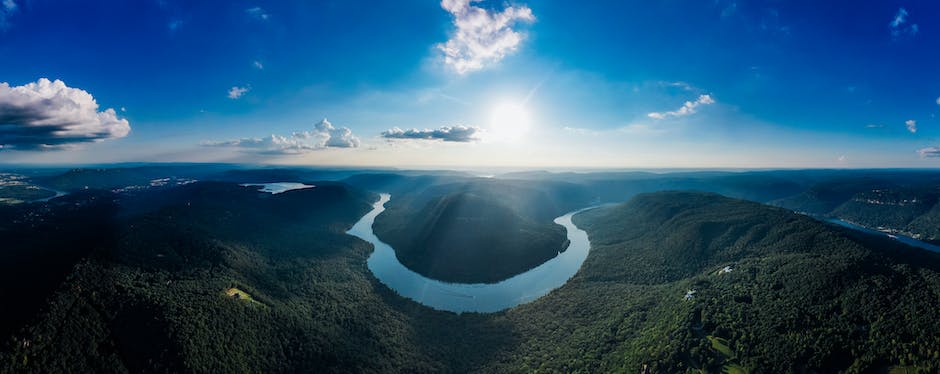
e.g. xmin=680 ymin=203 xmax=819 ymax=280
xmin=1 ymin=166 xmax=939 ymax=372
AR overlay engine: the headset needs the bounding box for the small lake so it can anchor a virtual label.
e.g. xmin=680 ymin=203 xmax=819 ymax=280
xmin=241 ymin=182 xmax=316 ymax=194
xmin=824 ymin=218 xmax=940 ymax=253
xmin=347 ymin=193 xmax=596 ymax=313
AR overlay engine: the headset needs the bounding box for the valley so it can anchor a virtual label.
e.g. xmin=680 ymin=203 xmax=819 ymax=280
xmin=1 ymin=166 xmax=940 ymax=372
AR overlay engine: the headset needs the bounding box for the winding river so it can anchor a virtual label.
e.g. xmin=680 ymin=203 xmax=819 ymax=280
xmin=347 ymin=193 xmax=596 ymax=313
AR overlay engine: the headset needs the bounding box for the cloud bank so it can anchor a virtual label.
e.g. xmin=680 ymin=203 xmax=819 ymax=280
xmin=381 ymin=125 xmax=481 ymax=142
xmin=0 ymin=78 xmax=131 ymax=150
xmin=648 ymin=94 xmax=716 ymax=119
xmin=203 ymin=118 xmax=360 ymax=154
xmin=438 ymin=0 xmax=535 ymax=74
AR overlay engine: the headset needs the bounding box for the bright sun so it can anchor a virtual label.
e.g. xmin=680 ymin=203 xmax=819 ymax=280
xmin=487 ymin=102 xmax=531 ymax=142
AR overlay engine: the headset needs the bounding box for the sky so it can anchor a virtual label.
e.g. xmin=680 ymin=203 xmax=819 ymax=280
xmin=1 ymin=0 xmax=940 ymax=168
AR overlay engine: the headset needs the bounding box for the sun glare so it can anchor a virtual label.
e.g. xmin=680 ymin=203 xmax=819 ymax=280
xmin=488 ymin=102 xmax=532 ymax=142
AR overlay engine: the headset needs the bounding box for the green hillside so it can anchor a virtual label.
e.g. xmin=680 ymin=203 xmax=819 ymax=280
xmin=372 ymin=180 xmax=581 ymax=283
xmin=4 ymin=188 xmax=940 ymax=373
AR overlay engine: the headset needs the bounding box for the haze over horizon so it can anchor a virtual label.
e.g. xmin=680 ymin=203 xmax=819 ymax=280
xmin=3 ymin=0 xmax=940 ymax=168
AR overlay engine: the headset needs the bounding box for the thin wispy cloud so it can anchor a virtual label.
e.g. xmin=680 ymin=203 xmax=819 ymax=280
xmin=917 ymin=146 xmax=940 ymax=158
xmin=0 ymin=0 xmax=17 ymax=30
xmin=246 ymin=7 xmax=270 ymax=21
xmin=936 ymin=96 xmax=940 ymax=106
xmin=648 ymin=94 xmax=716 ymax=119
xmin=253 ymin=61 xmax=264 ymax=70
xmin=0 ymin=78 xmax=130 ymax=150
xmin=906 ymin=119 xmax=917 ymax=133
xmin=659 ymin=81 xmax=695 ymax=91
xmin=203 ymin=118 xmax=360 ymax=154
xmin=381 ymin=125 xmax=481 ymax=142
xmin=228 ymin=86 xmax=249 ymax=99
xmin=890 ymin=8 xmax=918 ymax=37
xmin=438 ymin=0 xmax=535 ymax=74
xmin=865 ymin=124 xmax=884 ymax=129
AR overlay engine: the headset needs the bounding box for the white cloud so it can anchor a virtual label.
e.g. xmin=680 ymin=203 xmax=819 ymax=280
xmin=890 ymin=8 xmax=918 ymax=37
xmin=0 ymin=78 xmax=131 ymax=150
xmin=648 ymin=94 xmax=716 ymax=119
xmin=906 ymin=119 xmax=917 ymax=133
xmin=437 ymin=0 xmax=535 ymax=74
xmin=381 ymin=125 xmax=481 ymax=142
xmin=936 ymin=96 xmax=940 ymax=105
xmin=246 ymin=7 xmax=270 ymax=21
xmin=865 ymin=124 xmax=884 ymax=128
xmin=203 ymin=118 xmax=360 ymax=154
xmin=253 ymin=60 xmax=264 ymax=70
xmin=917 ymin=147 xmax=940 ymax=158
xmin=228 ymin=86 xmax=249 ymax=99
xmin=0 ymin=0 xmax=17 ymax=30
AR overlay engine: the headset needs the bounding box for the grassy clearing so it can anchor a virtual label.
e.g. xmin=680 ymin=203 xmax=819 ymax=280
xmin=723 ymin=363 xmax=747 ymax=374
xmin=707 ymin=335 xmax=733 ymax=357
xmin=224 ymin=287 xmax=265 ymax=307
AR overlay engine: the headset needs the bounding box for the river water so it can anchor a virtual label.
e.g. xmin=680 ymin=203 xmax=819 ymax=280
xmin=824 ymin=218 xmax=940 ymax=253
xmin=347 ymin=193 xmax=596 ymax=313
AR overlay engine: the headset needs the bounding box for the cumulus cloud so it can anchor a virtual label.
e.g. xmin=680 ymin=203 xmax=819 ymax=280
xmin=203 ymin=118 xmax=360 ymax=154
xmin=936 ymin=96 xmax=940 ymax=106
xmin=890 ymin=8 xmax=918 ymax=37
xmin=648 ymin=94 xmax=716 ymax=119
xmin=246 ymin=7 xmax=270 ymax=21
xmin=1 ymin=0 xmax=17 ymax=30
xmin=381 ymin=125 xmax=481 ymax=142
xmin=0 ymin=78 xmax=130 ymax=150
xmin=253 ymin=60 xmax=264 ymax=70
xmin=918 ymin=147 xmax=940 ymax=158
xmin=906 ymin=119 xmax=917 ymax=133
xmin=438 ymin=0 xmax=535 ymax=74
xmin=228 ymin=86 xmax=249 ymax=99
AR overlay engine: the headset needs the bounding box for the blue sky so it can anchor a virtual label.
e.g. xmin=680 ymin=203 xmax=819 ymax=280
xmin=1 ymin=0 xmax=940 ymax=168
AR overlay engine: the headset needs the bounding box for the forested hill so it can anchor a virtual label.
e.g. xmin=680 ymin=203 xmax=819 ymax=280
xmin=372 ymin=180 xmax=579 ymax=283
xmin=564 ymin=191 xmax=940 ymax=372
xmin=4 ymin=186 xmax=940 ymax=372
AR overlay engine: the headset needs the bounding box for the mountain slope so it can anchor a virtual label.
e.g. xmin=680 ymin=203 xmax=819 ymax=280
xmin=546 ymin=191 xmax=940 ymax=372
xmin=375 ymin=187 xmax=570 ymax=283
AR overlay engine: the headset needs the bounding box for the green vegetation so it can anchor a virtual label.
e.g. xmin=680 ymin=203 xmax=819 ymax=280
xmin=0 ymin=185 xmax=55 ymax=204
xmin=373 ymin=180 xmax=577 ymax=283
xmin=2 ymin=174 xmax=940 ymax=373
xmin=707 ymin=336 xmax=733 ymax=357
xmin=224 ymin=287 xmax=264 ymax=307
xmin=770 ymin=172 xmax=940 ymax=243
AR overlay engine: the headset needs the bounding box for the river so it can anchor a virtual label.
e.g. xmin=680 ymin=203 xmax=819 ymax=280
xmin=824 ymin=218 xmax=940 ymax=253
xmin=347 ymin=193 xmax=596 ymax=314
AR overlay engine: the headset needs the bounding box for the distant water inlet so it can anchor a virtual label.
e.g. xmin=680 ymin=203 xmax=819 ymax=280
xmin=347 ymin=193 xmax=596 ymax=313
xmin=824 ymin=218 xmax=940 ymax=253
xmin=241 ymin=182 xmax=315 ymax=194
